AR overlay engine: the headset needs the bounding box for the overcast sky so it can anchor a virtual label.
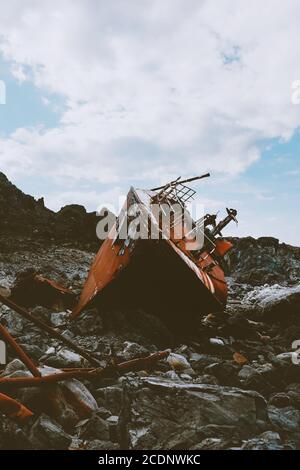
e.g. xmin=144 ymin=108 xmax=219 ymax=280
xmin=0 ymin=0 xmax=299 ymax=244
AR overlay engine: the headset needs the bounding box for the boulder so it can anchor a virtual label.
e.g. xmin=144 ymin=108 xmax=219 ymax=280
xmin=241 ymin=431 xmax=284 ymax=450
xmin=244 ymin=285 xmax=300 ymax=323
xmin=45 ymin=348 xmax=83 ymax=368
xmin=29 ymin=414 xmax=72 ymax=450
xmin=122 ymin=377 xmax=267 ymax=449
xmin=268 ymin=405 xmax=300 ymax=432
xmin=77 ymin=414 xmax=110 ymax=441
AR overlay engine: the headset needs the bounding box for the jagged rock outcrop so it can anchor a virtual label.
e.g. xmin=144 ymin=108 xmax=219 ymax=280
xmin=0 ymin=172 xmax=101 ymax=251
xmin=227 ymin=236 xmax=300 ymax=285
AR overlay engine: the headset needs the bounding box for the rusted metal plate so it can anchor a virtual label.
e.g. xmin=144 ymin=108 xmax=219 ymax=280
xmin=10 ymin=272 xmax=76 ymax=310
xmin=0 ymin=392 xmax=33 ymax=421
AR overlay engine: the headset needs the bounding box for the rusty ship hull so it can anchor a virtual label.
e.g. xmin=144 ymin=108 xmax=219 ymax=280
xmin=72 ymin=179 xmax=235 ymax=328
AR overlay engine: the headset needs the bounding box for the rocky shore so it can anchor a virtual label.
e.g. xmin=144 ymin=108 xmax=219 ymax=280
xmin=0 ymin=173 xmax=300 ymax=450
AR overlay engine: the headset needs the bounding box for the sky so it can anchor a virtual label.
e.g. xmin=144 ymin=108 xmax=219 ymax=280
xmin=0 ymin=0 xmax=299 ymax=245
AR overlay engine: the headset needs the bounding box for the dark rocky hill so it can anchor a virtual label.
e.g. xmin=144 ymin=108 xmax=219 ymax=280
xmin=0 ymin=172 xmax=100 ymax=251
xmin=227 ymin=236 xmax=300 ymax=285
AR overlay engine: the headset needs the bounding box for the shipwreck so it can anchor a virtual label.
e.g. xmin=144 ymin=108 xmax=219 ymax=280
xmin=0 ymin=172 xmax=238 ymax=424
xmin=72 ymin=173 xmax=238 ymax=329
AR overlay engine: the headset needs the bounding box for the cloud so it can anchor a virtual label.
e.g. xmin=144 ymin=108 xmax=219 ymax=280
xmin=0 ymin=0 xmax=300 ymax=207
xmin=45 ymin=186 xmax=124 ymax=213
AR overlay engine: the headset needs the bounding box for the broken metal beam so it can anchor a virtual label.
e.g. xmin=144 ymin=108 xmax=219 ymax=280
xmin=0 ymin=293 xmax=101 ymax=368
xmin=0 ymin=391 xmax=33 ymax=421
xmin=0 ymin=350 xmax=169 ymax=388
xmin=0 ymin=323 xmax=41 ymax=377
xmin=151 ymin=173 xmax=210 ymax=191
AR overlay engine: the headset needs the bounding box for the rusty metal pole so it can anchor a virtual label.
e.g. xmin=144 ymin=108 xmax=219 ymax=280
xmin=0 ymin=293 xmax=101 ymax=367
xmin=0 ymin=323 xmax=41 ymax=377
xmin=0 ymin=350 xmax=170 ymax=388
xmin=0 ymin=391 xmax=33 ymax=421
xmin=0 ymin=369 xmax=98 ymax=387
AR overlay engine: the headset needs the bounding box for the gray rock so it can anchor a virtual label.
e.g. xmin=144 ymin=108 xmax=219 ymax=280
xmin=97 ymin=407 xmax=112 ymax=420
xmin=31 ymin=306 xmax=51 ymax=322
xmin=46 ymin=348 xmax=83 ymax=367
xmin=29 ymin=414 xmax=72 ymax=450
xmin=275 ymin=352 xmax=294 ymax=364
xmin=62 ymin=378 xmax=98 ymax=414
xmin=0 ymin=358 xmax=28 ymax=377
xmin=227 ymin=237 xmax=300 ymax=285
xmin=286 ymin=383 xmax=300 ymax=409
xmin=189 ymin=353 xmax=221 ymax=367
xmin=209 ymin=338 xmax=226 ymax=347
xmin=268 ymin=405 xmax=300 ymax=431
xmin=18 ymin=343 xmax=44 ymax=360
xmin=51 ymin=311 xmax=70 ymax=327
xmin=204 ymin=361 xmax=240 ymax=386
xmin=121 ymin=341 xmax=149 ymax=361
xmin=192 ymin=437 xmax=229 ymax=450
xmin=166 ymin=352 xmax=191 ymax=371
xmin=69 ymin=438 xmax=85 ymax=450
xmin=245 ymin=285 xmax=300 ymax=323
xmin=128 ymin=426 xmax=155 ymax=449
xmin=45 ymin=346 xmax=56 ymax=355
xmin=238 ymin=365 xmax=258 ymax=381
xmin=163 ymin=370 xmax=182 ymax=381
xmin=238 ymin=362 xmax=281 ymax=394
xmin=269 ymin=393 xmax=292 ymax=408
xmin=96 ymin=385 xmax=123 ymax=415
xmin=180 ymin=373 xmax=193 ymax=381
xmin=283 ymin=432 xmax=300 ymax=450
xmin=106 ymin=415 xmax=120 ymax=442
xmin=0 ymin=285 xmax=11 ymax=297
xmin=193 ymin=374 xmax=219 ymax=385
xmin=123 ymin=377 xmax=267 ymax=449
xmin=197 ymin=424 xmax=240 ymax=439
xmin=1 ymin=309 xmax=24 ymax=336
xmin=71 ymin=308 xmax=103 ymax=335
xmin=0 ymin=414 xmax=32 ymax=449
xmin=77 ymin=414 xmax=110 ymax=441
xmin=86 ymin=439 xmax=120 ymax=450
xmin=241 ymin=431 xmax=284 ymax=450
